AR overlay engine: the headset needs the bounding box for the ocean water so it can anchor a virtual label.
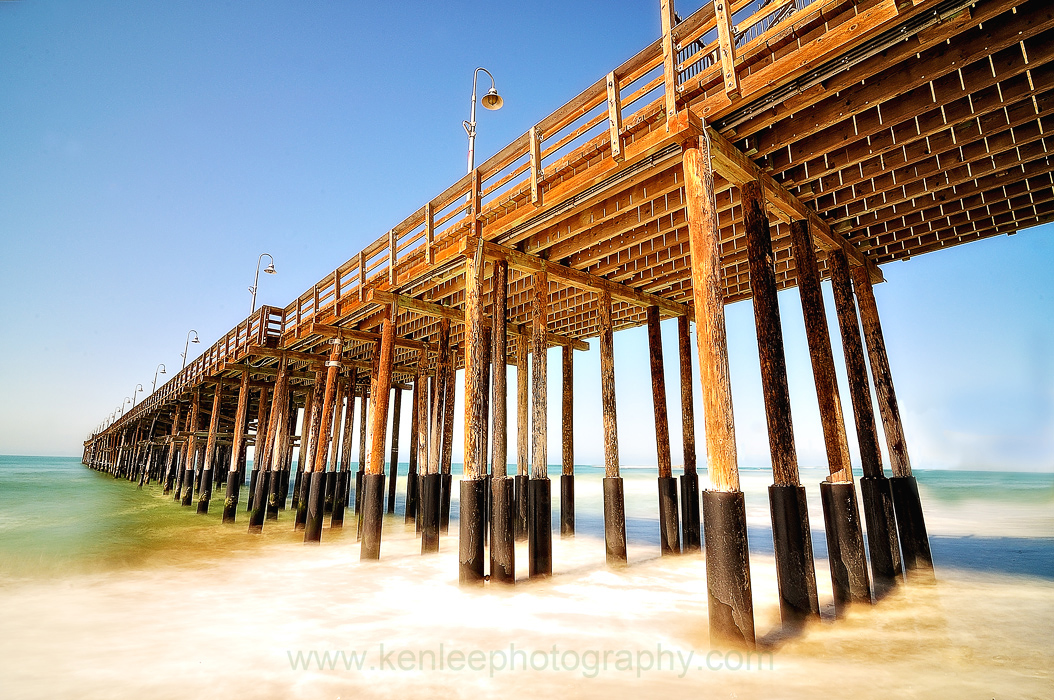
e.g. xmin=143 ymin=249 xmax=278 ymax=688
xmin=1 ymin=455 xmax=1052 ymax=699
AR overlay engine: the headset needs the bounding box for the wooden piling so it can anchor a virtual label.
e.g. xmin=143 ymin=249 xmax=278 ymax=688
xmin=683 ymin=135 xmax=754 ymax=650
xmin=528 ymin=270 xmax=552 ymax=578
xmin=677 ymin=315 xmax=701 ymax=552
xmin=386 ymin=387 xmax=402 ymax=515
xmin=560 ymin=344 xmax=575 ymax=539
xmin=599 ymin=290 xmax=627 ymax=565
xmin=333 ymin=369 xmax=358 ymax=528
xmin=851 ymin=265 xmax=933 ymax=576
xmin=829 ymin=249 xmax=902 ymax=596
xmin=647 ymin=305 xmax=680 ymax=556
xmin=249 ymin=356 xmax=287 ymax=532
xmin=789 ymin=219 xmax=871 ymax=609
xmin=362 ymin=304 xmax=396 ymax=560
xmin=405 ymin=353 xmax=424 ymax=525
xmin=180 ymin=389 xmax=200 ymax=507
xmin=514 ymin=332 xmax=529 ymax=541
xmin=196 ymin=381 xmax=224 ymax=514
xmin=247 ymin=384 xmax=269 ymax=512
xmin=743 ymin=180 xmax=819 ymax=625
xmin=305 ymin=337 xmax=343 ymax=542
xmin=222 ymin=370 xmax=250 ymax=523
xmin=490 ymin=259 xmax=514 ymax=583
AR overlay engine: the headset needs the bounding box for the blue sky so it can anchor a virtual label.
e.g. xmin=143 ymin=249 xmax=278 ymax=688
xmin=1 ymin=1 xmax=1051 ymax=471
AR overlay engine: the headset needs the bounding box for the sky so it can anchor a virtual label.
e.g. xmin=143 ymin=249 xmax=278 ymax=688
xmin=1 ymin=1 xmax=1051 ymax=472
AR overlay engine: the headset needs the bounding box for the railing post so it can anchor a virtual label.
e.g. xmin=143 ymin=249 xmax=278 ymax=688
xmin=714 ymin=0 xmax=740 ymax=97
xmin=606 ymin=72 xmax=624 ymax=163
xmin=660 ymin=0 xmax=680 ymax=124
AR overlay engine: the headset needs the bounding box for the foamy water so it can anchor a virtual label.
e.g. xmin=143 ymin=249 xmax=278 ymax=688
xmin=1 ymin=457 xmax=1052 ymax=699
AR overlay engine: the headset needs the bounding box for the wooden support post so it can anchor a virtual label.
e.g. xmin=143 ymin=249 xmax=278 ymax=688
xmin=249 ymin=357 xmax=287 ymax=532
xmin=305 ymin=337 xmax=343 ymax=542
xmin=743 ymin=180 xmax=819 ymax=625
xmin=362 ymin=305 xmax=396 ymax=560
xmin=246 ymin=385 xmax=269 ymax=512
xmin=333 ymin=369 xmax=358 ymax=529
xmin=386 ymin=387 xmax=402 ymax=515
xmin=560 ymin=344 xmax=575 ymax=539
xmin=162 ymin=403 xmax=183 ymax=494
xmin=196 ymin=382 xmax=223 ymax=514
xmin=606 ymin=71 xmax=624 ymax=163
xmin=789 ymin=219 xmax=871 ymax=609
xmin=851 ymin=266 xmax=933 ymax=576
xmin=267 ymin=373 xmax=293 ymax=521
xmin=490 ymin=260 xmax=514 ymax=582
xmin=180 ymin=389 xmax=201 ymax=507
xmin=528 ymin=270 xmax=552 ymax=578
xmin=829 ymin=249 xmax=902 ymax=596
xmin=599 ymin=290 xmax=627 ymax=565
xmin=424 ymin=201 xmax=435 ymax=264
xmin=647 ymin=305 xmax=681 ymax=556
xmin=515 ymin=332 xmax=530 ymax=541
xmin=683 ymin=134 xmax=754 ymax=649
xmin=461 ymin=236 xmax=488 ymax=585
xmin=325 ymin=377 xmax=344 ymax=513
xmin=422 ymin=318 xmax=450 ymax=553
xmin=296 ymin=371 xmax=325 ymax=529
xmin=677 ymin=315 xmax=701 ymax=552
xmin=405 ymin=352 xmax=424 ymax=525
xmin=440 ymin=340 xmax=456 ymax=534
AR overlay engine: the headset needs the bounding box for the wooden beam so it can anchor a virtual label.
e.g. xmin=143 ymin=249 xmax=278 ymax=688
xmin=460 ymin=236 xmax=689 ymax=319
xmin=301 ymin=321 xmax=432 ymax=352
xmin=367 ymin=288 xmax=589 ymax=351
xmin=702 ymin=126 xmax=884 ymax=283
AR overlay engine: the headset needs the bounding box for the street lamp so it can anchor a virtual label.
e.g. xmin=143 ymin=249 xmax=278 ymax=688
xmin=152 ymin=364 xmax=167 ymax=393
xmin=181 ymin=330 xmax=200 ymax=371
xmin=118 ymin=397 xmax=131 ymax=418
xmin=131 ymin=383 xmax=144 ymax=409
xmin=463 ymin=67 xmax=504 ymax=175
xmin=249 ymin=253 xmax=277 ymax=314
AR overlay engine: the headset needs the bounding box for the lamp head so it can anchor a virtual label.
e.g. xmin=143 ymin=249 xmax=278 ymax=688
xmin=264 ymin=262 xmax=276 ymax=275
xmin=481 ymin=87 xmax=503 ymax=110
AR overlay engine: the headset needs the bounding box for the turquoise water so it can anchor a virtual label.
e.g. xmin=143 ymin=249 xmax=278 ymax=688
xmin=2 ymin=455 xmax=1051 ymax=579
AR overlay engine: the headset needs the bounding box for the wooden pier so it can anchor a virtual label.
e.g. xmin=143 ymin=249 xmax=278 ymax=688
xmin=84 ymin=0 xmax=1049 ymax=647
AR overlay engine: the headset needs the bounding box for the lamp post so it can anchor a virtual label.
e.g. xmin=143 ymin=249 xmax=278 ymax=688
xmin=152 ymin=364 xmax=167 ymax=393
xmin=119 ymin=397 xmax=131 ymax=418
xmin=249 ymin=253 xmax=277 ymax=314
xmin=131 ymin=384 xmax=144 ymax=409
xmin=463 ymin=67 xmax=504 ymax=175
xmin=181 ymin=330 xmax=200 ymax=371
